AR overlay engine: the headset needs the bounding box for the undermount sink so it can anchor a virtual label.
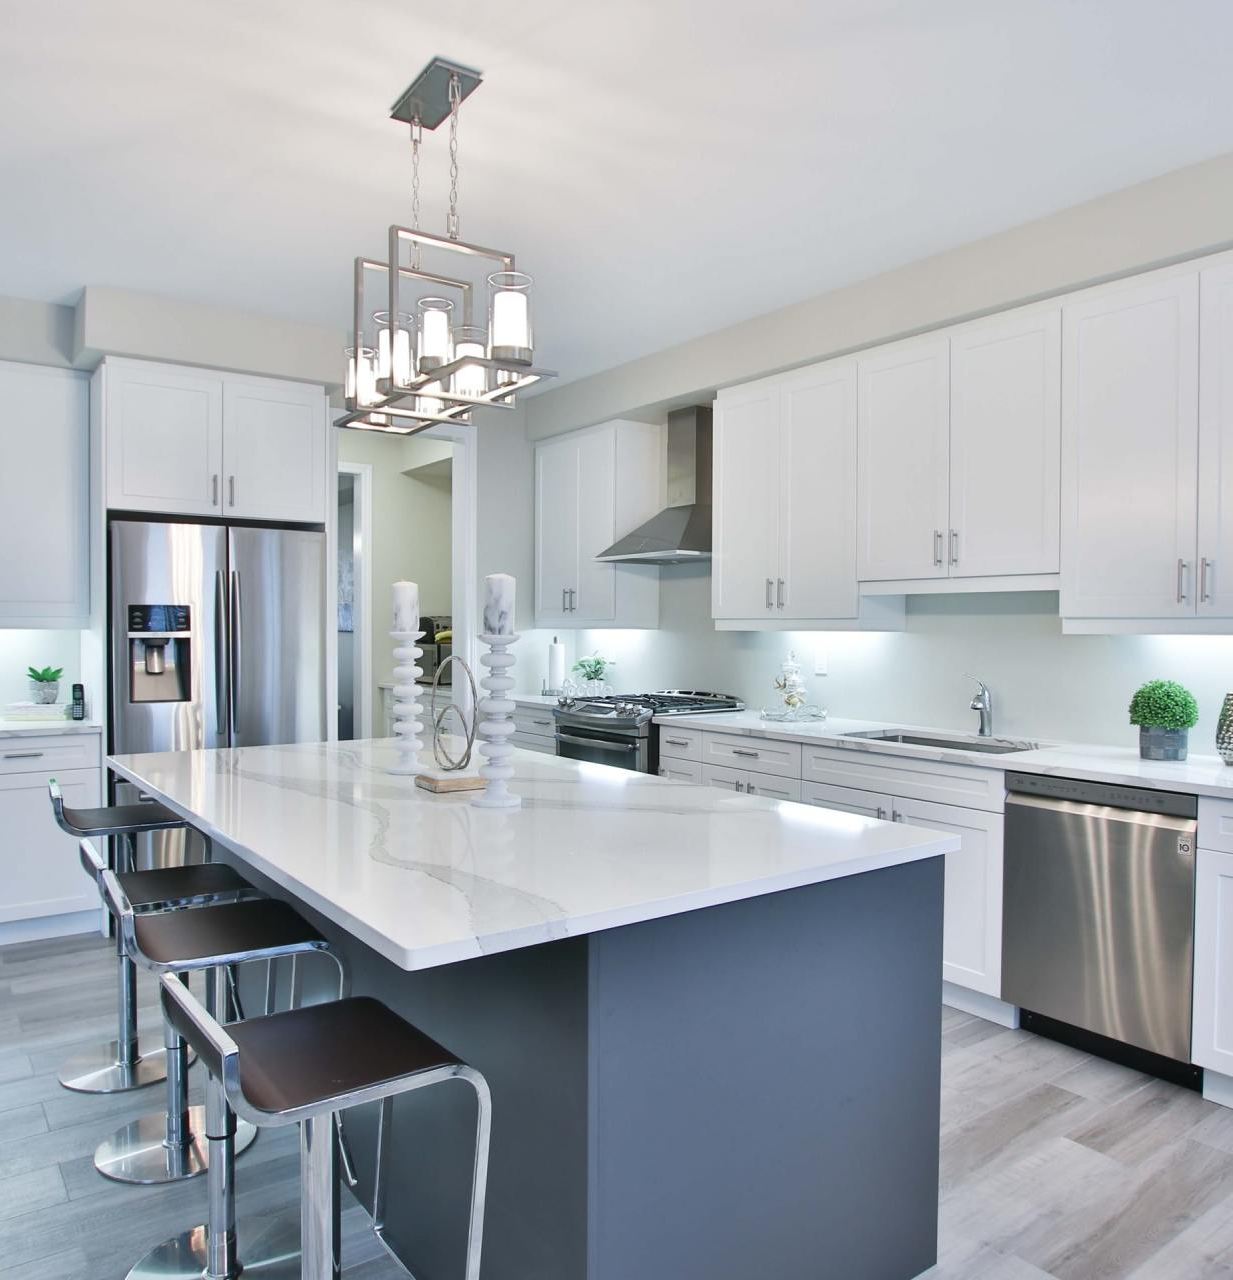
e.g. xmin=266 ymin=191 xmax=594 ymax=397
xmin=840 ymin=729 xmax=1040 ymax=755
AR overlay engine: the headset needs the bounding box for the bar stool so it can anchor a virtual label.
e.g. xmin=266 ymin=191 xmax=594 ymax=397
xmin=149 ymin=973 xmax=492 ymax=1280
xmin=70 ymin=838 xmax=261 ymax=1185
xmin=49 ymin=779 xmax=205 ymax=1093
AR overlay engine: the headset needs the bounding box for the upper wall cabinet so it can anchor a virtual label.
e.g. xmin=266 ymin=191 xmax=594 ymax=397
xmin=1198 ymin=259 xmax=1233 ymax=618
xmin=103 ymin=358 xmax=328 ymax=525
xmin=713 ymin=360 xmax=904 ymax=631
xmin=534 ymin=420 xmax=662 ymax=629
xmin=857 ymin=308 xmax=1061 ymax=590
xmin=0 ymin=362 xmax=90 ymax=627
xmin=1060 ymin=270 xmax=1200 ymax=622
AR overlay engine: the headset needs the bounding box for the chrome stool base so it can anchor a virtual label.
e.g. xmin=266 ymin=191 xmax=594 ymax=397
xmin=95 ymin=1108 xmax=257 ymax=1185
xmin=58 ymin=1038 xmax=172 ymax=1094
xmin=125 ymin=1211 xmax=301 ymax=1280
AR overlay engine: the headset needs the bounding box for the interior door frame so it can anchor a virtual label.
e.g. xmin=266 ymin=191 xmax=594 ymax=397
xmin=337 ymin=459 xmax=373 ymax=740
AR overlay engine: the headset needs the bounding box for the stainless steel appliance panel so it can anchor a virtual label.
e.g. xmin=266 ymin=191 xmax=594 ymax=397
xmin=555 ymin=728 xmax=647 ymax=772
xmin=110 ymin=520 xmax=228 ymax=755
xmin=1002 ymin=775 xmax=1196 ymax=1062
xmin=228 ymin=526 xmax=326 ymax=747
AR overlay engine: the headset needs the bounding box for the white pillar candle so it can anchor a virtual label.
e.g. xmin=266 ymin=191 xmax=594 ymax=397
xmin=392 ymin=580 xmax=419 ymax=634
xmin=482 ymin=573 xmax=516 ymax=635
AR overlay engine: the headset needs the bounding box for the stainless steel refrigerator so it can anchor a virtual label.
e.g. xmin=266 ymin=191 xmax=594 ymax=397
xmin=110 ymin=519 xmax=326 ymax=863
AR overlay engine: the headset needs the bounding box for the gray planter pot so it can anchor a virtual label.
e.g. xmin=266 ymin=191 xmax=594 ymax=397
xmin=1139 ymin=725 xmax=1189 ymax=762
xmin=1218 ymin=695 xmax=1233 ymax=765
xmin=28 ymin=680 xmax=59 ymax=705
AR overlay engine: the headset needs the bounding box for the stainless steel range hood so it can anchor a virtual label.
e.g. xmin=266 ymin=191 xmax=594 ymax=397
xmin=595 ymin=406 xmax=712 ymax=564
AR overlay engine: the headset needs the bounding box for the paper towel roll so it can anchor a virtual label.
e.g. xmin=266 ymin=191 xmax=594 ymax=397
xmin=548 ymin=635 xmax=565 ymax=691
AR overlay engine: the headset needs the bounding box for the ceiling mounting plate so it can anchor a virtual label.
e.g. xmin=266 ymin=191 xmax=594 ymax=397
xmin=389 ymin=57 xmax=483 ymax=130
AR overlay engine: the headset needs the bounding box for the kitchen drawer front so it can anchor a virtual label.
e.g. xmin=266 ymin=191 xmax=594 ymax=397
xmin=702 ymin=763 xmax=746 ymax=792
xmin=802 ymin=780 xmax=893 ymax=820
xmin=801 ymin=746 xmax=1005 ymax=812
xmin=745 ymin=775 xmax=802 ymax=803
xmin=1199 ymin=798 xmax=1233 ymax=855
xmin=702 ymin=733 xmax=802 ymax=780
xmin=658 ymin=758 xmax=703 ymax=785
xmin=512 ymin=707 xmax=558 ymax=738
xmin=0 ymin=733 xmax=101 ymax=776
xmin=658 ymin=726 xmax=702 ymax=762
xmin=511 ymin=732 xmax=556 ymax=755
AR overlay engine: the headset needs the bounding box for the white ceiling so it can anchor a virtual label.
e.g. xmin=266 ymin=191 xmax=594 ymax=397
xmin=4 ymin=0 xmax=1233 ymax=386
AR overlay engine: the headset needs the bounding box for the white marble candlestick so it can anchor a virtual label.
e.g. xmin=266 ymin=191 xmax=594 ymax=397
xmin=387 ymin=629 xmax=426 ymax=776
xmin=472 ymin=630 xmax=521 ymax=808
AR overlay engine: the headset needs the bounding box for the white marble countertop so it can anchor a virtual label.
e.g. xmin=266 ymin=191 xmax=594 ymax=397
xmin=107 ymin=739 xmax=957 ymax=972
xmin=0 ymin=718 xmax=102 ymax=738
xmin=655 ymin=711 xmax=1233 ymax=798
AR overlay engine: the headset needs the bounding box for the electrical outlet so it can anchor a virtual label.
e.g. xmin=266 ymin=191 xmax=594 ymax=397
xmin=814 ymin=650 xmax=827 ymax=677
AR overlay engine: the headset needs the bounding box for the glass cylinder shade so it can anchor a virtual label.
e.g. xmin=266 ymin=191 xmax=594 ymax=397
xmin=488 ymin=272 xmax=533 ymax=366
xmin=373 ymin=310 xmax=414 ymax=388
xmin=452 ymin=325 xmax=489 ymax=398
xmin=417 ymin=298 xmax=454 ymax=374
xmin=346 ymin=347 xmax=379 ymax=407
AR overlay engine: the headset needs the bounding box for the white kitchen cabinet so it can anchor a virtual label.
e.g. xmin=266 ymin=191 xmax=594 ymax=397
xmin=1198 ymin=260 xmax=1233 ymax=617
xmin=103 ymin=359 xmax=329 ymax=525
xmin=1193 ymin=847 xmax=1233 ymax=1076
xmin=701 ymin=732 xmax=802 ymax=780
xmin=857 ymin=337 xmax=950 ymax=582
xmin=713 ymin=360 xmax=899 ymax=629
xmin=0 ymin=763 xmax=101 ymax=925
xmin=0 ymin=363 xmax=90 ymax=626
xmin=893 ymin=796 xmax=1004 ymax=999
xmin=1061 ymin=271 xmax=1200 ymax=619
xmin=701 ymin=763 xmax=801 ymax=802
xmin=658 ymin=758 xmax=703 ymax=784
xmin=949 ymin=308 xmax=1061 ymax=579
xmin=222 ymin=378 xmax=328 ymax=524
xmin=533 ymin=420 xmax=661 ymax=628
xmin=800 ymin=780 xmax=890 ymax=820
xmin=105 ymin=361 xmax=224 ymax=517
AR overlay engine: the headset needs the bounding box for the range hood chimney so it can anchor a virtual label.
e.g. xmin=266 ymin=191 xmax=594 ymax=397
xmin=595 ymin=406 xmax=713 ymax=564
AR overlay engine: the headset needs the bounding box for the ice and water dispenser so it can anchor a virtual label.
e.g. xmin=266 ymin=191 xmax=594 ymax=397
xmin=126 ymin=605 xmax=191 ymax=703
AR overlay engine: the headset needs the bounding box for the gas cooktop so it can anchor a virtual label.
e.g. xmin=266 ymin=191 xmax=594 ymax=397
xmin=557 ymin=690 xmax=744 ymax=719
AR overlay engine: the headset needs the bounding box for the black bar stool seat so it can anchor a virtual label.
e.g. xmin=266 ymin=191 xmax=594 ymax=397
xmin=116 ymin=863 xmax=253 ymax=913
xmin=59 ymin=799 xmax=185 ymax=837
xmin=226 ymin=997 xmax=459 ymax=1115
xmin=132 ymin=899 xmax=330 ymax=969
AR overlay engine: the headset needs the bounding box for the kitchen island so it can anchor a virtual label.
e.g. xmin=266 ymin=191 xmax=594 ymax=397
xmin=109 ymin=739 xmax=958 ymax=1280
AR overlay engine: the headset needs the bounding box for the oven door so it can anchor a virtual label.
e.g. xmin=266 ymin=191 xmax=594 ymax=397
xmin=555 ymin=726 xmax=648 ymax=772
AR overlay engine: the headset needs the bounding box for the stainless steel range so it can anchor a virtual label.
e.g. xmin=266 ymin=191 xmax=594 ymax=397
xmin=554 ymin=691 xmax=743 ymax=773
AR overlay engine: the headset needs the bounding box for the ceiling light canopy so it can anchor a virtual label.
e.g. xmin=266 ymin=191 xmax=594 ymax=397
xmin=335 ymin=57 xmax=555 ymax=436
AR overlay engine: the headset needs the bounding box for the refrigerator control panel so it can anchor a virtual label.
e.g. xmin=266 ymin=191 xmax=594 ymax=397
xmin=127 ymin=604 xmax=191 ymax=634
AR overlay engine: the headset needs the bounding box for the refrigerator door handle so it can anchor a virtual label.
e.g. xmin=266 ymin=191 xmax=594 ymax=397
xmin=229 ymin=570 xmax=242 ymax=738
xmin=214 ymin=570 xmax=229 ymax=737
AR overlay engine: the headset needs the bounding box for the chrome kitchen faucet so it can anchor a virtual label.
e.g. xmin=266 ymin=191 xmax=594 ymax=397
xmin=966 ymin=675 xmax=993 ymax=737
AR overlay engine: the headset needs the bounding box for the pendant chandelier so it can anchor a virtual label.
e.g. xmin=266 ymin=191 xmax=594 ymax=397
xmin=336 ymin=57 xmax=555 ymax=435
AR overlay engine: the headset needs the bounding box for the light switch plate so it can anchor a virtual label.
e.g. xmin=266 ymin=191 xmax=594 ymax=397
xmin=814 ymin=650 xmax=827 ymax=677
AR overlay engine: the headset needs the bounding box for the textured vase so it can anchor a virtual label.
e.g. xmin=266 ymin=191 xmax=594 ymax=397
xmin=29 ymin=681 xmax=58 ymax=705
xmin=1139 ymin=726 xmax=1189 ymax=762
xmin=1218 ymin=695 xmax=1233 ymax=765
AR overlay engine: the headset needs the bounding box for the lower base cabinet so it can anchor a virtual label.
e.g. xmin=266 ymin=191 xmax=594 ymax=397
xmin=702 ymin=763 xmax=802 ymax=802
xmin=0 ymin=765 xmax=101 ymax=924
xmin=1193 ymin=847 xmax=1233 ymax=1075
xmin=800 ymin=781 xmax=1004 ymax=998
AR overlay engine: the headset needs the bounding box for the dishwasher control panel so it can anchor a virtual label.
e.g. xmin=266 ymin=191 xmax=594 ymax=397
xmin=1005 ymin=771 xmax=1197 ymax=819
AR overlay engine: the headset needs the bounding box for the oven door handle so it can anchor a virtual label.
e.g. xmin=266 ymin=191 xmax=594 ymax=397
xmin=556 ymin=733 xmax=640 ymax=753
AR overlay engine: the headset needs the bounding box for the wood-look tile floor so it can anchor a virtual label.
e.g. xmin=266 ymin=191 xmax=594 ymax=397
xmin=2 ymin=936 xmax=1231 ymax=1279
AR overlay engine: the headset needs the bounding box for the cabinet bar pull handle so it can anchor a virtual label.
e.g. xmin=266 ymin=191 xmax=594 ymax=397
xmin=731 ymin=748 xmax=759 ymax=758
xmin=561 ymin=588 xmax=568 ymax=613
xmin=776 ymin=578 xmax=785 ymax=609
xmin=876 ymin=806 xmax=886 ymax=820
xmin=212 ymin=474 xmax=219 ymax=506
xmin=1177 ymin=558 xmax=1188 ymax=604
xmin=933 ymin=531 xmax=943 ymax=566
xmin=664 ymin=737 xmax=690 ymax=747
xmin=532 ymin=718 xmax=552 ymax=727
xmin=3 ymin=750 xmax=43 ymax=759
xmin=570 ymin=588 xmax=577 ymax=612
xmin=950 ymin=529 xmax=958 ymax=566
xmin=765 ymin=577 xmax=774 ymax=610
xmin=228 ymin=475 xmax=236 ymax=508
xmin=1201 ymin=557 xmax=1213 ymax=603
xmin=735 ymin=780 xmax=744 ymax=792
xmin=892 ymin=810 xmax=902 ymax=822
xmin=747 ymin=783 xmax=757 ymax=795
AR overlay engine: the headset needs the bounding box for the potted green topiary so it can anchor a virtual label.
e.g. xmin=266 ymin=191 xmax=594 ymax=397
xmin=1129 ymin=679 xmax=1198 ymax=761
xmin=27 ymin=666 xmax=64 ymax=705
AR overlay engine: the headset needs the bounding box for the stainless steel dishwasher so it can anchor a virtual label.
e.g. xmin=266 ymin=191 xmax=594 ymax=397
xmin=1002 ymin=771 xmax=1197 ymax=1068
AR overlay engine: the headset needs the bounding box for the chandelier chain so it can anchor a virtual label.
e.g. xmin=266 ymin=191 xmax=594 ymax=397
xmin=410 ymin=116 xmax=422 ymax=269
xmin=447 ymin=72 xmax=461 ymax=241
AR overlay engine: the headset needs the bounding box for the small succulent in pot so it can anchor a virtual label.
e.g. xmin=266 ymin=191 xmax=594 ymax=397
xmin=1129 ymin=679 xmax=1198 ymax=761
xmin=27 ymin=666 xmax=64 ymax=705
xmin=572 ymin=652 xmax=614 ymax=683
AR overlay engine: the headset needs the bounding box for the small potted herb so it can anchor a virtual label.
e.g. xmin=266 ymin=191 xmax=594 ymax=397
xmin=27 ymin=666 xmax=64 ymax=705
xmin=1129 ymin=679 xmax=1198 ymax=761
xmin=572 ymin=652 xmax=615 ymax=684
